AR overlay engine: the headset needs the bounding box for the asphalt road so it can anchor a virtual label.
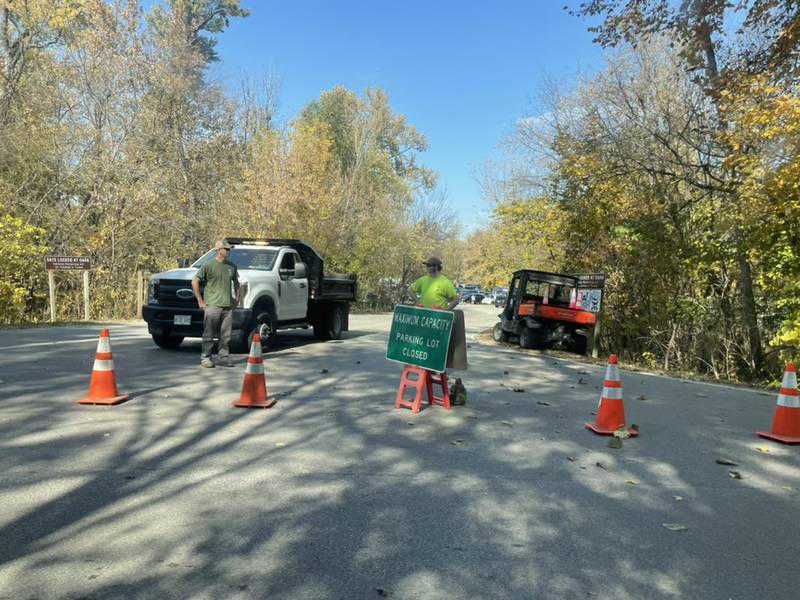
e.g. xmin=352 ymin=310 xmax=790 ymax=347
xmin=1 ymin=305 xmax=798 ymax=600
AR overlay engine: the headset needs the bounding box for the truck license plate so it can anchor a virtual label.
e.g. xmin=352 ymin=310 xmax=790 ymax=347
xmin=174 ymin=315 xmax=191 ymax=326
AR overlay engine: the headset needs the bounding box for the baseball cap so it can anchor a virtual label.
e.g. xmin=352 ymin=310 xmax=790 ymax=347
xmin=215 ymin=240 xmax=232 ymax=250
xmin=423 ymin=256 xmax=442 ymax=267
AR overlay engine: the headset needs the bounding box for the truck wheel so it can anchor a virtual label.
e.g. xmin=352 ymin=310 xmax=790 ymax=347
xmin=152 ymin=334 xmax=184 ymax=349
xmin=239 ymin=310 xmax=274 ymax=352
xmin=492 ymin=323 xmax=509 ymax=343
xmin=518 ymin=326 xmax=535 ymax=349
xmin=314 ymin=306 xmax=343 ymax=341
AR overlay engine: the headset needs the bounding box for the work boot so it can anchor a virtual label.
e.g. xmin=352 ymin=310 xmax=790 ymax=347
xmin=217 ymin=357 xmax=235 ymax=367
xmin=201 ymin=358 xmax=215 ymax=368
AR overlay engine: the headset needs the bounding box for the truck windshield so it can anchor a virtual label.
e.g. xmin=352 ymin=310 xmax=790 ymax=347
xmin=192 ymin=248 xmax=278 ymax=271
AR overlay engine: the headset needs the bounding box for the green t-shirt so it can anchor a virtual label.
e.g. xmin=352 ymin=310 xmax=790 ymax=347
xmin=411 ymin=274 xmax=457 ymax=309
xmin=196 ymin=259 xmax=238 ymax=308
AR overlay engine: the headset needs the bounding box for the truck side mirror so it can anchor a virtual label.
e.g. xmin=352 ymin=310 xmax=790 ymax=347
xmin=294 ymin=262 xmax=307 ymax=279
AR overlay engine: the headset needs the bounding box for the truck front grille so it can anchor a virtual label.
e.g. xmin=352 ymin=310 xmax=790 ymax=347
xmin=155 ymin=279 xmax=200 ymax=308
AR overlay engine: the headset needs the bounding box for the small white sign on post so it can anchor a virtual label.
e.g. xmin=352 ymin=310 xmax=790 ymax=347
xmin=45 ymin=256 xmax=92 ymax=322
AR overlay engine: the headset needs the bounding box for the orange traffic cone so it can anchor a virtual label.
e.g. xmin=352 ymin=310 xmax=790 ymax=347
xmin=757 ymin=361 xmax=800 ymax=444
xmin=77 ymin=329 xmax=129 ymax=405
xmin=585 ymin=354 xmax=638 ymax=436
xmin=233 ymin=334 xmax=276 ymax=408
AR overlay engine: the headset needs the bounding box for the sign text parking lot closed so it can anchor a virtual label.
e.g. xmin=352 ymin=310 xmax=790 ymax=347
xmin=386 ymin=305 xmax=454 ymax=373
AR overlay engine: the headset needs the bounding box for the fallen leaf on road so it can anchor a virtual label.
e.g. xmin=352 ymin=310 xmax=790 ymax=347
xmin=756 ymin=446 xmax=771 ymax=453
xmin=451 ymin=439 xmax=463 ymax=446
xmin=500 ymin=421 xmax=514 ymax=427
xmin=577 ymin=370 xmax=589 ymax=375
xmin=537 ymin=401 xmax=551 ymax=406
xmin=595 ymin=461 xmax=607 ymax=469
xmin=406 ymin=422 xmax=414 ymax=427
xmin=275 ymin=442 xmax=285 ymax=448
xmin=608 ymin=438 xmax=623 ymax=449
xmin=613 ymin=428 xmax=631 ymax=439
xmin=694 ymin=392 xmax=708 ymax=398
xmin=729 ymin=471 xmax=743 ymax=479
xmin=625 ymin=480 xmax=638 ymax=485
xmin=578 ymin=378 xmax=587 ymax=384
xmin=103 ymin=433 xmax=110 ymax=437
xmin=782 ymin=486 xmax=792 ymax=491
xmin=566 ymin=456 xmax=577 ymax=462
xmin=374 ymin=588 xmax=392 ymax=597
xmin=673 ymin=495 xmax=684 ymax=501
xmin=320 ymin=368 xmax=329 ymax=374
xmin=662 ymin=523 xmax=689 ymax=532
xmin=512 ymin=387 xmax=525 ymax=393
xmin=716 ymin=457 xmax=738 ymax=466
xmin=503 ymin=370 xmax=510 ymax=375
xmin=637 ymin=394 xmax=648 ymax=401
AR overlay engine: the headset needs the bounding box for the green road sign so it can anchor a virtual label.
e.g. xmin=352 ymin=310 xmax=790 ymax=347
xmin=386 ymin=305 xmax=454 ymax=373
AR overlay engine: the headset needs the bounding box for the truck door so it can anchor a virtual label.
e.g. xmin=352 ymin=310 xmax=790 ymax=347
xmin=277 ymin=251 xmax=308 ymax=321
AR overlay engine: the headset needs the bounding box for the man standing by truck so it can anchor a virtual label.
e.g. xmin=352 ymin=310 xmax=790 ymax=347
xmin=192 ymin=240 xmax=240 ymax=368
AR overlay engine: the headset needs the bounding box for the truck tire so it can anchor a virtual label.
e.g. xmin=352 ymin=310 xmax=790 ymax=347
xmin=518 ymin=325 xmax=535 ymax=349
xmin=238 ymin=309 xmax=275 ymax=353
xmin=152 ymin=334 xmax=184 ymax=349
xmin=314 ymin=305 xmax=343 ymax=341
xmin=492 ymin=323 xmax=509 ymax=342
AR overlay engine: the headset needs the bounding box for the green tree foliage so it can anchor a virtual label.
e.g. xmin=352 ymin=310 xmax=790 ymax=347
xmin=469 ymin=3 xmax=798 ymax=382
xmin=0 ymin=202 xmax=48 ymax=322
xmin=0 ymin=1 xmax=454 ymax=322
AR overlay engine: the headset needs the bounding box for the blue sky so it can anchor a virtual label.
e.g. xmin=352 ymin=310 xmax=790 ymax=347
xmin=212 ymin=1 xmax=607 ymax=232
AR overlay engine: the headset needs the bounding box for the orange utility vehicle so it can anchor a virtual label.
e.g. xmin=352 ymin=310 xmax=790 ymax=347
xmin=492 ymin=270 xmax=604 ymax=355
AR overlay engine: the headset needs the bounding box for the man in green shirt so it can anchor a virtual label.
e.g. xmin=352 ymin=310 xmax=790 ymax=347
xmin=192 ymin=240 xmax=240 ymax=368
xmin=409 ymin=256 xmax=459 ymax=310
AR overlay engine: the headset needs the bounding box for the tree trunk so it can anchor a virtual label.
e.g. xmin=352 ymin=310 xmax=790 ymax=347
xmin=737 ymin=247 xmax=763 ymax=376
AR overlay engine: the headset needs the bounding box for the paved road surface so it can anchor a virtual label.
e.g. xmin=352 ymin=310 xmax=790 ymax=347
xmin=1 ymin=305 xmax=798 ymax=599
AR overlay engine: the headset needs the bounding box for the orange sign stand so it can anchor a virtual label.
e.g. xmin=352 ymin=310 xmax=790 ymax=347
xmin=394 ymin=365 xmax=450 ymax=413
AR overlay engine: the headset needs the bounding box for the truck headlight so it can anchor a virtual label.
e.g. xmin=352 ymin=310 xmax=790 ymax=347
xmin=237 ymin=281 xmax=248 ymax=308
xmin=148 ymin=279 xmax=158 ymax=304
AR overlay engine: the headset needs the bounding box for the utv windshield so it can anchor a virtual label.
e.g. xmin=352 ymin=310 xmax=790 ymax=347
xmin=523 ymin=279 xmax=573 ymax=305
xmin=192 ymin=248 xmax=278 ymax=271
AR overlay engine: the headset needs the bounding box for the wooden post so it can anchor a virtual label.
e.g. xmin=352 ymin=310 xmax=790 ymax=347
xmin=48 ymin=270 xmax=56 ymax=322
xmin=592 ymin=314 xmax=602 ymax=359
xmin=136 ymin=271 xmax=144 ymax=318
xmin=83 ymin=269 xmax=90 ymax=320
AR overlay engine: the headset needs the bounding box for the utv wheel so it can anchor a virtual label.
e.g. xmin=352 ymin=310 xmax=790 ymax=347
xmin=518 ymin=326 xmax=536 ymax=349
xmin=492 ymin=323 xmax=509 ymax=343
xmin=573 ymin=334 xmax=589 ymax=356
xmin=152 ymin=334 xmax=184 ymax=349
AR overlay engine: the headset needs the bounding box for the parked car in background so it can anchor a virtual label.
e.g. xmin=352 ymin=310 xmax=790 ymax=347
xmin=464 ymin=292 xmax=486 ymax=304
